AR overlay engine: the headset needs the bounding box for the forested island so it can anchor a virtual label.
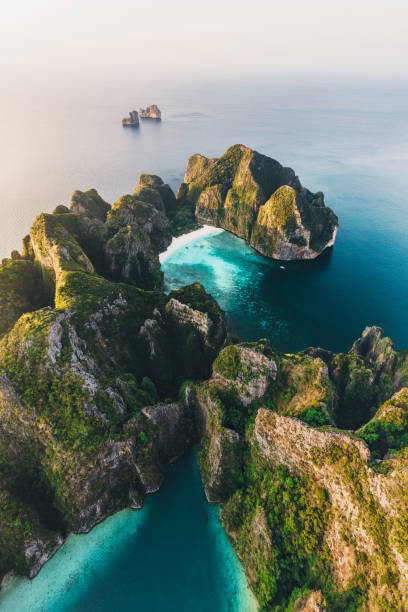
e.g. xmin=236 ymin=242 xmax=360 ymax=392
xmin=1 ymin=146 xmax=407 ymax=611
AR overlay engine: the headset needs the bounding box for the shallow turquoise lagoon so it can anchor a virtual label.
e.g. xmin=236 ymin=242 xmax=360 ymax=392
xmin=0 ymin=451 xmax=257 ymax=612
xmin=162 ymin=207 xmax=408 ymax=355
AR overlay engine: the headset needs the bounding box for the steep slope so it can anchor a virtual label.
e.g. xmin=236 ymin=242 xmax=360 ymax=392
xmin=178 ymin=144 xmax=338 ymax=260
xmin=194 ymin=330 xmax=408 ymax=611
xmin=0 ymin=188 xmax=228 ymax=582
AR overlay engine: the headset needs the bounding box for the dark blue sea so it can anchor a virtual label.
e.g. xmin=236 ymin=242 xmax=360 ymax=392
xmin=1 ymin=76 xmax=407 ymax=610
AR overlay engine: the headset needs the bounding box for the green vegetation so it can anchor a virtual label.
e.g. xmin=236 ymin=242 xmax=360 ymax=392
xmin=330 ymin=354 xmax=376 ymax=429
xmin=222 ymin=449 xmax=332 ymax=610
xmin=0 ymin=488 xmax=56 ymax=577
xmin=358 ymin=389 xmax=408 ymax=458
xmin=298 ymin=406 xmax=330 ymax=427
xmin=257 ymin=186 xmax=298 ymax=231
xmin=169 ymin=282 xmax=224 ymax=328
xmin=168 ymin=203 xmax=201 ymax=236
xmin=197 ymin=328 xmax=408 ymax=610
xmin=301 ymin=192 xmax=339 ymax=253
xmin=181 ymin=144 xmax=338 ymax=260
xmin=0 ymin=259 xmax=50 ymax=337
xmin=213 ymin=345 xmax=242 ymax=380
xmin=211 ymin=385 xmax=258 ymax=435
xmin=70 ymin=188 xmax=110 ymax=222
xmin=359 ymin=420 xmax=408 ymax=459
xmin=198 ymin=145 xmax=244 ymax=194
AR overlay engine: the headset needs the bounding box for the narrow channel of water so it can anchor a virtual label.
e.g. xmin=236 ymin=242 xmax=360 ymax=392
xmin=0 ymin=451 xmax=257 ymax=612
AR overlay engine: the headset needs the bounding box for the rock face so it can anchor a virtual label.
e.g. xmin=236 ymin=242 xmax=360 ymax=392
xmin=0 ymin=258 xmax=49 ymax=337
xmin=28 ymin=183 xmax=178 ymax=293
xmin=70 ymin=189 xmax=111 ymax=222
xmin=134 ymin=174 xmax=178 ymax=217
xmin=139 ymin=105 xmax=161 ymax=120
xmin=122 ymin=111 xmax=140 ymax=126
xmin=105 ymin=193 xmax=172 ymax=289
xmin=195 ymin=331 xmax=408 ymax=611
xmin=0 ymin=184 xmax=228 ymax=582
xmin=179 ymin=144 xmax=338 ymax=260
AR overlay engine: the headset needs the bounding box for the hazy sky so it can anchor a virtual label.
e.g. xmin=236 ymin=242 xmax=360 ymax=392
xmin=1 ymin=0 xmax=407 ymax=80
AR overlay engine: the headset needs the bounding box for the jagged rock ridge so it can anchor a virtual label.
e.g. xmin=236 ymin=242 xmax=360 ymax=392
xmin=193 ymin=329 xmax=408 ymax=611
xmin=0 ymin=179 xmax=228 ymax=582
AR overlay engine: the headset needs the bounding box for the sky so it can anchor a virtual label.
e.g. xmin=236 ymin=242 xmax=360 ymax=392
xmin=1 ymin=0 xmax=407 ymax=82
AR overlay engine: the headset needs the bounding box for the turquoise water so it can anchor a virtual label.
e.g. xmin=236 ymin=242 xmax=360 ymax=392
xmin=162 ymin=174 xmax=408 ymax=354
xmin=0 ymin=451 xmax=257 ymax=612
xmin=1 ymin=77 xmax=408 ymax=609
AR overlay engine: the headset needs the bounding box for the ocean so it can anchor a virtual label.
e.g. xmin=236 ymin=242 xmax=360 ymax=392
xmin=0 ymin=75 xmax=407 ymax=610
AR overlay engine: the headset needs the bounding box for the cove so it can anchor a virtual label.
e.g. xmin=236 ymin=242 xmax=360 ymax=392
xmin=162 ymin=217 xmax=408 ymax=354
xmin=0 ymin=451 xmax=257 ymax=612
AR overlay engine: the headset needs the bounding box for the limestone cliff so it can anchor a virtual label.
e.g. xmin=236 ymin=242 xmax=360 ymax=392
xmin=0 ymin=187 xmax=227 ymax=582
xmin=27 ymin=185 xmax=174 ymax=294
xmin=105 ymin=193 xmax=171 ymax=288
xmin=179 ymin=144 xmax=338 ymax=260
xmin=195 ymin=330 xmax=408 ymax=611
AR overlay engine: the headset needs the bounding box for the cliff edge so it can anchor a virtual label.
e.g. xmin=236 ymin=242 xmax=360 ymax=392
xmin=178 ymin=144 xmax=338 ymax=260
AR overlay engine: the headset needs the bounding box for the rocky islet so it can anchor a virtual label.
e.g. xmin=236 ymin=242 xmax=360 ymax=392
xmin=139 ymin=105 xmax=161 ymax=120
xmin=179 ymin=144 xmax=338 ymax=260
xmin=122 ymin=111 xmax=140 ymax=127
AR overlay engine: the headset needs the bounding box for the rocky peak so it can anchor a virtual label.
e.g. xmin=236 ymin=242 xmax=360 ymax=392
xmin=350 ymin=325 xmax=397 ymax=377
xmin=139 ymin=105 xmax=161 ymax=120
xmin=139 ymin=174 xmax=164 ymax=186
xmin=105 ymin=194 xmax=171 ymax=289
xmin=180 ymin=144 xmax=338 ymax=260
xmin=213 ymin=343 xmax=278 ymax=406
xmin=53 ymin=205 xmax=70 ymax=214
xmin=70 ymin=189 xmax=111 ymax=222
xmin=122 ymin=110 xmax=140 ymax=126
xmin=133 ymin=174 xmax=178 ymax=216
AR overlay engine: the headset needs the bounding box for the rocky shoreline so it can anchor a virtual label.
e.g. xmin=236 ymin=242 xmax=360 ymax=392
xmin=1 ymin=146 xmax=407 ymax=611
xmin=178 ymin=144 xmax=338 ymax=261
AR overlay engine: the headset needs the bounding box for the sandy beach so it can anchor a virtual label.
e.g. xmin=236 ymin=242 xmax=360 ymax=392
xmin=159 ymin=225 xmax=224 ymax=263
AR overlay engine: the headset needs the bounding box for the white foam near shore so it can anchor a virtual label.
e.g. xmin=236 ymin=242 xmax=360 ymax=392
xmin=159 ymin=225 xmax=224 ymax=263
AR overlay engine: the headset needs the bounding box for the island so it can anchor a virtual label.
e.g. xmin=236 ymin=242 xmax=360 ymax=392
xmin=0 ymin=147 xmax=406 ymax=612
xmin=122 ymin=110 xmax=139 ymax=126
xmin=178 ymin=144 xmax=338 ymax=260
xmin=139 ymin=104 xmax=161 ymax=120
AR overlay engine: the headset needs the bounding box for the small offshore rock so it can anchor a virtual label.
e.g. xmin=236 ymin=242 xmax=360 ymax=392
xmin=122 ymin=110 xmax=140 ymax=126
xmin=139 ymin=105 xmax=161 ymax=120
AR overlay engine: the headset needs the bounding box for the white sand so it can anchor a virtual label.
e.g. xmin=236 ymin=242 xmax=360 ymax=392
xmin=159 ymin=225 xmax=224 ymax=263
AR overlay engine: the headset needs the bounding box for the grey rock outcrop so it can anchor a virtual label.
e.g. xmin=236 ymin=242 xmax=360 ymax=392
xmin=105 ymin=194 xmax=172 ymax=289
xmin=139 ymin=105 xmax=161 ymax=120
xmin=134 ymin=174 xmax=178 ymax=216
xmin=70 ymin=189 xmax=111 ymax=222
xmin=122 ymin=110 xmax=140 ymax=126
